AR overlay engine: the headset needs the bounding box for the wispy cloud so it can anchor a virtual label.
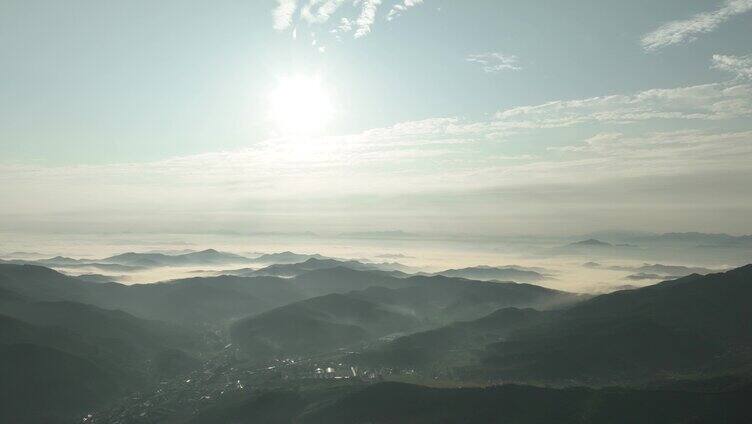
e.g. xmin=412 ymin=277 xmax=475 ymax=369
xmin=545 ymin=130 xmax=752 ymax=181
xmin=273 ymin=0 xmax=298 ymax=31
xmin=493 ymin=81 xmax=752 ymax=130
xmin=641 ymin=0 xmax=752 ymax=51
xmin=466 ymin=53 xmax=521 ymax=73
xmin=336 ymin=17 xmax=352 ymax=33
xmin=6 ymin=127 xmax=751 ymax=235
xmin=301 ymin=0 xmax=347 ymax=24
xmin=274 ymin=0 xmax=426 ymax=40
xmin=387 ymin=0 xmax=425 ymax=21
xmin=713 ymin=54 xmax=752 ymax=79
xmin=354 ymin=0 xmax=383 ymax=38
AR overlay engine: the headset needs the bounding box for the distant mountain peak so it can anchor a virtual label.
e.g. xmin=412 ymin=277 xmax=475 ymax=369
xmin=100 ymin=249 xmax=250 ymax=267
xmin=569 ymin=239 xmax=613 ymax=247
xmin=302 ymin=257 xmax=328 ymax=264
xmin=434 ymin=265 xmax=546 ymax=282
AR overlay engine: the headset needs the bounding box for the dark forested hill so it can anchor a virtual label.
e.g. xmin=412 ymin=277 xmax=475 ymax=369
xmin=355 ymin=265 xmax=752 ymax=385
xmin=0 ymin=343 xmax=119 ymax=424
xmin=481 ymin=265 xmax=752 ymax=383
xmin=184 ymin=380 xmax=752 ymax=424
xmin=231 ymin=274 xmax=579 ymax=360
xmin=230 ymin=293 xmax=422 ymax=358
xmin=299 ymin=382 xmax=752 ymax=424
xmin=434 ymin=265 xmax=547 ymax=282
xmin=3 ymin=261 xmax=750 ymax=423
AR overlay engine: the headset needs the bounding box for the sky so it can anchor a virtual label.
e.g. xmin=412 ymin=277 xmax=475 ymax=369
xmin=1 ymin=0 xmax=752 ymax=237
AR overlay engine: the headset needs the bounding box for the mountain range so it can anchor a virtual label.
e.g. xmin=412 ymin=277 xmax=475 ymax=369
xmin=584 ymin=261 xmax=720 ymax=276
xmin=1 ymin=256 xmax=751 ymax=423
xmin=230 ymin=270 xmax=579 ymax=360
xmin=221 ymin=257 xmax=412 ymax=278
xmin=357 ymin=265 xmax=752 ymax=385
xmin=432 ymin=265 xmax=547 ymax=282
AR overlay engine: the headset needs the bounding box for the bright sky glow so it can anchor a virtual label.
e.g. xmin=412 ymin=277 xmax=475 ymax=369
xmin=268 ymin=75 xmax=334 ymax=135
xmin=2 ymin=1 xmax=752 ymax=236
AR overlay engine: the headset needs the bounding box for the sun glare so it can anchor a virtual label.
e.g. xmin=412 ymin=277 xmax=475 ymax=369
xmin=268 ymin=75 xmax=334 ymax=135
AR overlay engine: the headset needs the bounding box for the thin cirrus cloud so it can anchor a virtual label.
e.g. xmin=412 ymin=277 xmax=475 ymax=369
xmin=492 ymin=81 xmax=752 ymax=128
xmin=387 ymin=0 xmax=424 ymax=21
xmin=641 ymin=0 xmax=752 ymax=51
xmin=5 ymin=127 xmax=751 ymax=235
xmin=466 ymin=53 xmax=521 ymax=73
xmin=272 ymin=0 xmax=426 ymax=38
xmin=273 ymin=0 xmax=298 ymax=31
xmin=301 ymin=0 xmax=347 ymax=24
xmin=354 ymin=0 xmax=383 ymax=38
xmin=712 ymin=54 xmax=752 ymax=79
xmin=550 ymin=130 xmax=752 ymax=165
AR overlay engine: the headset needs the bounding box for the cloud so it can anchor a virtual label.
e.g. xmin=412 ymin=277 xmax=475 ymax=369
xmin=276 ymin=0 xmax=423 ymax=40
xmin=5 ymin=69 xmax=752 ymax=235
xmin=336 ymin=17 xmax=353 ymax=32
xmin=492 ymin=81 xmax=752 ymax=129
xmin=641 ymin=0 xmax=752 ymax=51
xmin=354 ymin=0 xmax=383 ymax=38
xmin=555 ymin=129 xmax=752 ymax=160
xmin=369 ymin=80 xmax=750 ymax=144
xmin=301 ymin=0 xmax=347 ymax=24
xmin=712 ymin=54 xmax=752 ymax=79
xmin=386 ymin=0 xmax=425 ymax=21
xmin=466 ymin=53 xmax=521 ymax=73
xmin=7 ymin=128 xmax=751 ymax=236
xmin=273 ymin=0 xmax=298 ymax=31
xmin=541 ymin=130 xmax=752 ymax=183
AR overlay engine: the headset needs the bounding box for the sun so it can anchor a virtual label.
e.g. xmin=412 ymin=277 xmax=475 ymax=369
xmin=268 ymin=74 xmax=334 ymax=135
